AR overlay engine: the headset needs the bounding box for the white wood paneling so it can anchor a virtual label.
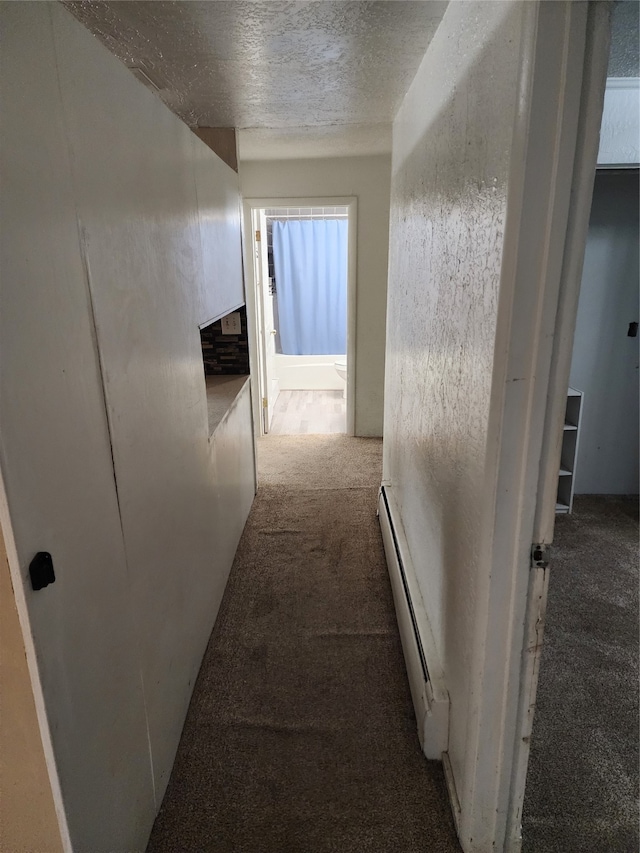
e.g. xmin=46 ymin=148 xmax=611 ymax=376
xmin=0 ymin=4 xmax=255 ymax=850
xmin=49 ymin=2 xmax=254 ymax=808
xmin=51 ymin=6 xmax=214 ymax=803
xmin=208 ymin=383 xmax=257 ymax=570
xmin=193 ymin=134 xmax=245 ymax=325
xmin=0 ymin=5 xmax=154 ymax=849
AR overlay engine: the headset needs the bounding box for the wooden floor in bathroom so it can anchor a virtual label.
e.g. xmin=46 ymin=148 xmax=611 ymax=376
xmin=268 ymin=390 xmax=346 ymax=435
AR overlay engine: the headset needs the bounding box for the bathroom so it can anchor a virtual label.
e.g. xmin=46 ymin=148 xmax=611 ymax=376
xmin=253 ymin=204 xmax=351 ymax=435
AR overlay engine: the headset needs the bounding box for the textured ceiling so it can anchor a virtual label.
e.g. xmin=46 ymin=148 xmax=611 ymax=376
xmin=65 ymin=1 xmax=448 ymax=158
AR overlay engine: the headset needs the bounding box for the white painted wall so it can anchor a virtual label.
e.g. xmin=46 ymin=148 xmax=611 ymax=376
xmin=0 ymin=4 xmax=254 ymax=850
xmin=381 ymin=1 xmax=570 ymax=848
xmin=239 ymin=156 xmax=390 ymax=436
xmin=384 ymin=0 xmax=526 ymax=796
xmin=570 ymin=171 xmax=639 ymax=494
xmin=385 ymin=1 xmax=603 ymax=847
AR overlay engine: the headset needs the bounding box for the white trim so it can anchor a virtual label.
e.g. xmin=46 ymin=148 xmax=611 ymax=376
xmin=242 ymin=197 xmax=357 ymax=437
xmin=533 ymin=8 xmax=610 ymax=544
xmin=605 ymin=76 xmax=639 ymax=89
xmin=0 ymin=473 xmax=72 ymax=853
xmin=254 ymin=208 xmax=272 ymax=433
xmin=504 ymin=9 xmax=611 ymax=847
xmin=377 ymin=486 xmax=449 ymax=760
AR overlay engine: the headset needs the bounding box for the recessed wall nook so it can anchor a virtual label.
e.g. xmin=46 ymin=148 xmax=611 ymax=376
xmin=200 ymin=306 xmax=251 ymax=436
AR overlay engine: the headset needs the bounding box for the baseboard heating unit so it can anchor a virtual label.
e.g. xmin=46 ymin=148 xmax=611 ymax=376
xmin=378 ymin=485 xmax=449 ymax=759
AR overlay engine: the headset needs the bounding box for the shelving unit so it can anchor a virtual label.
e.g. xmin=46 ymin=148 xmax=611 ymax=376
xmin=556 ymin=387 xmax=583 ymax=514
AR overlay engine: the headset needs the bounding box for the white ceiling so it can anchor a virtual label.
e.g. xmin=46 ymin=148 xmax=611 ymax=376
xmin=65 ymin=1 xmax=448 ymax=159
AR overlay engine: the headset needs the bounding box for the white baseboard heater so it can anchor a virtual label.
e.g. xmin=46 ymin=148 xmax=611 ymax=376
xmin=378 ymin=485 xmax=449 ymax=759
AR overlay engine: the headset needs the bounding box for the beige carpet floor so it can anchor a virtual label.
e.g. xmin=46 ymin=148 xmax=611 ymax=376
xmin=146 ymin=435 xmax=460 ymax=853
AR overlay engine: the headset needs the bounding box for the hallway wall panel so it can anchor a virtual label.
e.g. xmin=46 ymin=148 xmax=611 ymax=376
xmin=383 ymin=0 xmax=528 ymax=838
xmin=0 ymin=3 xmax=253 ymax=849
xmin=0 ymin=6 xmax=155 ymax=848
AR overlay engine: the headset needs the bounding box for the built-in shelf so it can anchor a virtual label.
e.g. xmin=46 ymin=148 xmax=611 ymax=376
xmin=205 ymin=375 xmax=250 ymax=437
xmin=556 ymin=387 xmax=583 ymax=514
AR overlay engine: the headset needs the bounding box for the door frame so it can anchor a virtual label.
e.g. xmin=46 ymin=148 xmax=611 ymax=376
xmin=253 ymin=208 xmax=278 ymax=433
xmin=450 ymin=3 xmax=611 ymax=851
xmin=504 ymin=3 xmax=612 ymax=848
xmin=0 ymin=475 xmax=72 ymax=852
xmin=242 ymin=197 xmax=357 ymax=437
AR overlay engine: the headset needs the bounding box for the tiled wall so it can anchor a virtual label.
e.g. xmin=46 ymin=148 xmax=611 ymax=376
xmin=200 ymin=306 xmax=250 ymax=375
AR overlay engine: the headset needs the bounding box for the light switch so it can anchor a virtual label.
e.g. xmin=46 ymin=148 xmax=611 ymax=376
xmin=221 ymin=312 xmax=241 ymax=335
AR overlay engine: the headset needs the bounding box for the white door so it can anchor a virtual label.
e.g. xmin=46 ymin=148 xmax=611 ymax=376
xmin=254 ymin=210 xmax=279 ymax=432
xmin=452 ymin=4 xmax=610 ymax=852
xmin=499 ymin=3 xmax=611 ymax=850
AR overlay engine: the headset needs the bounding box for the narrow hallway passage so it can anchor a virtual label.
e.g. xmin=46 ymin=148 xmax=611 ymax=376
xmin=147 ymin=435 xmax=459 ymax=852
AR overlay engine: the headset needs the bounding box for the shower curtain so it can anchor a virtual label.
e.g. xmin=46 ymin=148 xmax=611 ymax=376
xmin=272 ymin=219 xmax=347 ymax=355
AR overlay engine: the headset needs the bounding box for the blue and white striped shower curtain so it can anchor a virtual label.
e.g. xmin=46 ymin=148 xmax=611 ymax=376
xmin=272 ymin=219 xmax=347 ymax=355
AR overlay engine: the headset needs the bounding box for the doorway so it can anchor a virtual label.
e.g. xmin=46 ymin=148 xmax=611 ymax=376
xmin=244 ymin=197 xmax=357 ymax=437
xmin=521 ymin=167 xmax=639 ymax=851
xmin=516 ymin=8 xmax=639 ymax=844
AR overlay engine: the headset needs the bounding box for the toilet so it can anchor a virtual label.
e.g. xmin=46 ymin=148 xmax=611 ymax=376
xmin=334 ymin=360 xmax=347 ymax=398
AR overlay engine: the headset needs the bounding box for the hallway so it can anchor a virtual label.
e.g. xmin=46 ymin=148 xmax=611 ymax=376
xmin=146 ymin=435 xmax=459 ymax=852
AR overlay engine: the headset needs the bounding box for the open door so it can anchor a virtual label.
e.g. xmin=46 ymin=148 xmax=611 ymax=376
xmin=440 ymin=4 xmax=611 ymax=852
xmin=503 ymin=4 xmax=612 ymax=848
xmin=252 ymin=209 xmax=279 ymax=433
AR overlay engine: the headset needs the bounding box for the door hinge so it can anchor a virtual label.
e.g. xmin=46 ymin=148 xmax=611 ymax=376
xmin=255 ymin=230 xmax=261 ymax=242
xmin=262 ymin=397 xmax=268 ymax=409
xmin=531 ymin=543 xmax=550 ymax=569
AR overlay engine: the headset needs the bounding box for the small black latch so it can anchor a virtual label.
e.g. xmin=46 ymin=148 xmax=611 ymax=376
xmin=29 ymin=552 xmax=55 ymax=591
xmin=628 ymin=322 xmax=638 ymax=338
xmin=531 ymin=543 xmax=550 ymax=569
